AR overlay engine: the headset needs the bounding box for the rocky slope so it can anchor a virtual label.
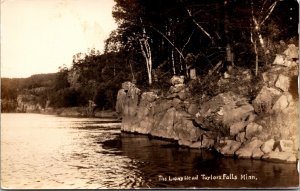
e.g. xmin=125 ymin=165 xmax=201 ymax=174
xmin=116 ymin=44 xmax=299 ymax=163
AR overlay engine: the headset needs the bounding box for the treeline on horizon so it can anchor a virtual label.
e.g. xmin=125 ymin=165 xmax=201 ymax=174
xmin=1 ymin=0 xmax=298 ymax=112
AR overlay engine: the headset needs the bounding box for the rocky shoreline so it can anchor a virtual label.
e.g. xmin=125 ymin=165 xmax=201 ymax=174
xmin=116 ymin=44 xmax=299 ymax=163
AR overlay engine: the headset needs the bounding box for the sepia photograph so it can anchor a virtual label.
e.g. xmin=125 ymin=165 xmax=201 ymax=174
xmin=1 ymin=0 xmax=299 ymax=189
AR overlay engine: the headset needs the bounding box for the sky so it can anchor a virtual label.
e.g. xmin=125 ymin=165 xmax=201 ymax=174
xmin=1 ymin=0 xmax=117 ymax=78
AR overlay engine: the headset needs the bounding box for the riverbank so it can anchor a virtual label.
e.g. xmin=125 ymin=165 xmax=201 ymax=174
xmin=6 ymin=108 xmax=119 ymax=119
xmin=116 ymin=44 xmax=299 ymax=163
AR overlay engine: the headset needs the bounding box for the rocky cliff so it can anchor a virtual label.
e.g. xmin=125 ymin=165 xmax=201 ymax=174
xmin=16 ymin=94 xmax=43 ymax=113
xmin=116 ymin=44 xmax=299 ymax=163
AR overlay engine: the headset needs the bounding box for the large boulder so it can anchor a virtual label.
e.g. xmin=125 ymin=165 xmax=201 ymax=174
xmin=116 ymin=89 xmax=127 ymax=114
xmin=273 ymin=54 xmax=286 ymax=66
xmin=272 ymin=44 xmax=298 ymax=67
xmin=174 ymin=111 xmax=202 ymax=142
xmin=219 ymin=140 xmax=242 ymax=156
xmin=252 ymin=86 xmax=281 ymax=113
xmin=170 ymin=75 xmax=184 ymax=85
xmin=283 ymin=44 xmax=299 ymax=60
xmin=252 ymin=147 xmax=264 ymax=159
xmin=275 ymin=74 xmax=290 ymax=92
xmin=187 ymin=103 xmax=198 ymax=115
xmin=121 ymin=116 xmax=139 ymax=133
xmin=150 ymin=108 xmax=202 ymax=142
xmin=279 ymin=140 xmax=294 ymax=152
xmin=172 ymin=98 xmax=182 ymax=109
xmin=272 ymin=93 xmax=291 ymax=112
xmin=262 ymin=70 xmax=279 ymax=87
xmin=177 ymin=90 xmax=189 ymax=100
xmin=169 ymin=84 xmax=186 ymax=93
xmin=121 ymin=81 xmax=132 ymax=90
xmin=273 ymin=54 xmax=297 ymax=68
xmin=117 ymin=81 xmax=141 ymax=117
xmin=262 ymin=151 xmax=297 ymax=163
xmin=196 ymin=91 xmax=255 ymax=131
xmin=245 ymin=122 xmax=263 ymax=140
xmin=261 ymin=98 xmax=299 ymax=142
xmin=230 ymin=122 xmax=246 ymax=136
xmin=140 ymin=92 xmax=158 ymax=104
xmin=153 ymin=99 xmax=172 ymax=114
xmin=201 ymin=136 xmax=215 ymax=149
xmin=136 ymin=106 xmax=151 ymax=120
xmin=261 ymin=139 xmax=275 ymax=154
xmin=281 ymin=106 xmax=299 ymax=139
xmin=122 ymin=98 xmax=138 ymax=117
xmin=223 ymin=104 xmax=254 ymax=127
xmin=292 ymin=135 xmax=299 ymax=152
xmin=121 ymin=81 xmax=141 ymax=96
xmin=235 ymin=139 xmax=263 ymax=158
xmin=236 ymin=132 xmax=246 ymax=143
xmin=150 ymin=108 xmax=176 ymax=139
xmin=137 ymin=116 xmax=154 ymax=134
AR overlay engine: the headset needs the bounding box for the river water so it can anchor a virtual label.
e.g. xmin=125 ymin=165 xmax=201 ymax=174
xmin=1 ymin=113 xmax=298 ymax=189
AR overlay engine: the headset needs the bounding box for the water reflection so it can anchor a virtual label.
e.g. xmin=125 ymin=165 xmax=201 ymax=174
xmin=104 ymin=133 xmax=299 ymax=188
xmin=1 ymin=114 xmax=298 ymax=189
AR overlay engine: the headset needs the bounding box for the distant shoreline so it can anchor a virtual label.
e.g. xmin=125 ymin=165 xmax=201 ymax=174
xmin=1 ymin=108 xmax=119 ymax=119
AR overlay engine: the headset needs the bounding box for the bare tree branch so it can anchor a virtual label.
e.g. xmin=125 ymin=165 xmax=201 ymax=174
xmin=260 ymin=1 xmax=278 ymax=25
xmin=181 ymin=29 xmax=195 ymax=53
xmin=150 ymin=26 xmax=185 ymax=60
xmin=186 ymin=8 xmax=214 ymax=43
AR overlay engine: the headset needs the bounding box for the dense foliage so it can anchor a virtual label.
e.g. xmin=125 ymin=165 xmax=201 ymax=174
xmin=1 ymin=74 xmax=56 ymax=112
xmin=1 ymin=0 xmax=298 ymax=112
xmin=107 ymin=0 xmax=298 ymax=82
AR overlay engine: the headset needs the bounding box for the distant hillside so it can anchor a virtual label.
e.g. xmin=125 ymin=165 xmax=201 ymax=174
xmin=1 ymin=73 xmax=57 ymax=112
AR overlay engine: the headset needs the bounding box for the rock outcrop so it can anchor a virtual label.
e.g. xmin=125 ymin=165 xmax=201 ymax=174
xmin=117 ymin=44 xmax=299 ymax=163
xmin=16 ymin=94 xmax=43 ymax=113
xmin=117 ymin=79 xmax=204 ymax=145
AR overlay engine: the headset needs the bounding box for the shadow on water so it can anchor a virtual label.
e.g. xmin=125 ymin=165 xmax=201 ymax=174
xmin=101 ymin=133 xmax=299 ymax=188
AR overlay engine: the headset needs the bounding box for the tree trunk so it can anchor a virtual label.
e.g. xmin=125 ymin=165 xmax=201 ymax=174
xmin=250 ymin=0 xmax=279 ymax=72
xmin=139 ymin=37 xmax=153 ymax=86
xmin=254 ymin=41 xmax=258 ymax=76
xmin=171 ymin=48 xmax=176 ymax=75
xmin=226 ymin=43 xmax=234 ymax=66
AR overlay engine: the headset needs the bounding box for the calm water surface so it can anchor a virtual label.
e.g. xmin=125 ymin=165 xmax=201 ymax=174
xmin=1 ymin=113 xmax=298 ymax=189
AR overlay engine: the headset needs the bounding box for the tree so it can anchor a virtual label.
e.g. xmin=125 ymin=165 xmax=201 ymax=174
xmin=108 ymin=0 xmax=228 ymax=83
xmin=107 ymin=0 xmax=298 ymax=84
xmin=250 ymin=0 xmax=280 ymax=75
xmin=139 ymin=25 xmax=153 ymax=85
xmin=55 ymin=64 xmax=70 ymax=90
